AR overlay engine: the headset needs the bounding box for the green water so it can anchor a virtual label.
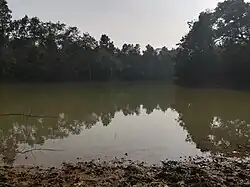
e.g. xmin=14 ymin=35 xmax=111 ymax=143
xmin=0 ymin=83 xmax=250 ymax=166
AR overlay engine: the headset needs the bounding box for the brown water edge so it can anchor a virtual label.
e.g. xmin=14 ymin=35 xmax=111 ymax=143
xmin=0 ymin=156 xmax=250 ymax=187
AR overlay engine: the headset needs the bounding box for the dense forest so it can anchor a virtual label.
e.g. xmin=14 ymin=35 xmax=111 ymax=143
xmin=0 ymin=0 xmax=174 ymax=81
xmin=1 ymin=0 xmax=250 ymax=84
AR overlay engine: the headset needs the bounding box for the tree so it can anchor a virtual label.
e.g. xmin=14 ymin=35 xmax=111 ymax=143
xmin=97 ymin=34 xmax=119 ymax=80
xmin=175 ymin=11 xmax=217 ymax=85
xmin=175 ymin=0 xmax=250 ymax=86
xmin=0 ymin=0 xmax=11 ymax=35
xmin=214 ymin=0 xmax=250 ymax=83
xmin=0 ymin=0 xmax=12 ymax=79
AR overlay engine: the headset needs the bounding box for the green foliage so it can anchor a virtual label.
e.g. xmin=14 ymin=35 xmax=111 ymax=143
xmin=0 ymin=0 xmax=12 ymax=78
xmin=2 ymin=0 xmax=250 ymax=84
xmin=0 ymin=0 xmax=174 ymax=82
xmin=175 ymin=0 xmax=250 ymax=86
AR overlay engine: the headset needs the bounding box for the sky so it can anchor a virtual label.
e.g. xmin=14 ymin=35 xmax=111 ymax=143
xmin=7 ymin=0 xmax=221 ymax=48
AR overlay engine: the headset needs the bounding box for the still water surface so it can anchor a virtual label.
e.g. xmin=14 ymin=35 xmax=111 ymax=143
xmin=0 ymin=83 xmax=250 ymax=166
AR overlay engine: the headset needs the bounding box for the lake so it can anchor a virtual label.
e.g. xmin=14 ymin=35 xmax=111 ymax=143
xmin=0 ymin=83 xmax=250 ymax=166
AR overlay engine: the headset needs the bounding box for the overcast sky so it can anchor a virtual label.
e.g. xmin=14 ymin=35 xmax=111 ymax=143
xmin=7 ymin=0 xmax=221 ymax=48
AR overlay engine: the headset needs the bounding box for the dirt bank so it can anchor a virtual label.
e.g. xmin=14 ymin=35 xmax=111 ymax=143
xmin=0 ymin=157 xmax=250 ymax=187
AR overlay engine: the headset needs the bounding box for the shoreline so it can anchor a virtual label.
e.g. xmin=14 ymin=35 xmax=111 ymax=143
xmin=1 ymin=157 xmax=250 ymax=187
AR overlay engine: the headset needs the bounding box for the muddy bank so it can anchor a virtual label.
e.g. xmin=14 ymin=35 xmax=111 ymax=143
xmin=0 ymin=157 xmax=250 ymax=187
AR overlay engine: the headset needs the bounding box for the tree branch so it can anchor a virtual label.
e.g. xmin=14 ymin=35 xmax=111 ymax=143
xmin=0 ymin=113 xmax=57 ymax=118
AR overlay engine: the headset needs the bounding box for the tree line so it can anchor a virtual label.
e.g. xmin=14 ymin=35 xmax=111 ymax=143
xmin=1 ymin=0 xmax=250 ymax=85
xmin=0 ymin=0 xmax=174 ymax=81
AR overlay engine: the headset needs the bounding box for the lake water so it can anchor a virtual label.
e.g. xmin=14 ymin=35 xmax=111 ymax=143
xmin=0 ymin=83 xmax=250 ymax=166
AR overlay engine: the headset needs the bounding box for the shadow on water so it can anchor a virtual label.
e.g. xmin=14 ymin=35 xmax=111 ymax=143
xmin=1 ymin=83 xmax=250 ymax=164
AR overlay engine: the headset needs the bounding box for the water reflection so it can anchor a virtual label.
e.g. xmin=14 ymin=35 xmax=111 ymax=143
xmin=1 ymin=83 xmax=250 ymax=165
xmin=173 ymin=87 xmax=250 ymax=157
xmin=0 ymin=83 xmax=175 ymax=164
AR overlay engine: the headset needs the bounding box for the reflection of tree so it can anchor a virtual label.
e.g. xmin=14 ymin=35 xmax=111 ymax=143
xmin=172 ymin=87 xmax=250 ymax=157
xmin=0 ymin=83 xmax=174 ymax=164
xmin=2 ymin=84 xmax=250 ymax=164
xmin=0 ymin=113 xmax=83 ymax=164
